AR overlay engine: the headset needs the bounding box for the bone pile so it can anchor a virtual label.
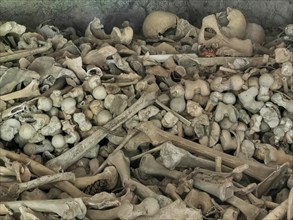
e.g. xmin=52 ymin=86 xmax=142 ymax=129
xmin=0 ymin=7 xmax=293 ymax=220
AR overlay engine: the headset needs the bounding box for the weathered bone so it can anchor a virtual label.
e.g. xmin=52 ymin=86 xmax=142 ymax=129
xmin=0 ymin=79 xmax=40 ymax=101
xmin=46 ymin=84 xmax=158 ymax=171
xmin=2 ymin=198 xmax=87 ymax=219
xmin=0 ymin=148 xmax=86 ymax=198
xmin=159 ymin=142 xmax=231 ymax=172
xmin=226 ymin=195 xmax=261 ymax=220
xmin=107 ymin=54 xmax=271 ymax=67
xmin=73 ymin=166 xmax=118 ymax=190
xmin=136 ymin=121 xmax=276 ymax=181
xmin=1 ymin=172 xmax=74 ymax=201
xmin=0 ymin=42 xmax=52 ymax=63
xmin=192 ymin=173 xmax=234 ymax=201
xmin=139 ymin=154 xmax=182 ymax=179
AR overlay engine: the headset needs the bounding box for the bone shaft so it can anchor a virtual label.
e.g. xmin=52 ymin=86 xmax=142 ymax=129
xmin=16 ymin=172 xmax=75 ymax=193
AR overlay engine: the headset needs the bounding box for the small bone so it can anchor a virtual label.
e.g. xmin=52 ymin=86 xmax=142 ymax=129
xmin=0 ymin=79 xmax=40 ymax=101
xmin=45 ymin=84 xmax=158 ymax=171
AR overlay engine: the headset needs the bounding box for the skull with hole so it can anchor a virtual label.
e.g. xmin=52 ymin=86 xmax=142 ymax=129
xmin=198 ymin=8 xmax=253 ymax=57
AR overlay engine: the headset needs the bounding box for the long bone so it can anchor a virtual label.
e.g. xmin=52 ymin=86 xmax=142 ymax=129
xmin=0 ymin=79 xmax=40 ymax=101
xmin=46 ymin=84 xmax=158 ymax=171
xmin=136 ymin=121 xmax=276 ymax=181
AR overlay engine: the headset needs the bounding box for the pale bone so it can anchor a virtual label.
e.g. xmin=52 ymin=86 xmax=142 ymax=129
xmin=0 ymin=79 xmax=40 ymax=101
xmin=210 ymin=75 xmax=244 ymax=93
xmin=87 ymin=197 xmax=160 ymax=220
xmin=271 ymin=93 xmax=293 ymax=113
xmin=107 ymin=54 xmax=271 ymax=67
xmin=214 ymin=102 xmax=238 ymax=123
xmin=142 ymin=11 xmax=178 ymax=38
xmin=205 ymin=91 xmax=236 ymax=112
xmin=218 ymin=7 xmax=247 ymax=39
xmin=198 ymin=14 xmax=253 ymax=56
xmin=2 ymin=198 xmax=87 ymax=219
xmin=226 ymin=195 xmax=261 ymax=220
xmin=82 ymin=192 xmax=120 ymax=209
xmin=18 ymin=206 xmax=40 ymax=220
xmin=139 ymin=154 xmax=182 ymax=179
xmin=136 ymin=121 xmax=276 ymax=181
xmin=74 ymin=166 xmax=118 ymax=190
xmin=92 ymin=129 xmax=138 ymax=175
xmin=45 ymin=84 xmax=158 ymax=171
xmin=82 ymin=45 xmax=117 ymax=67
xmin=65 ymin=56 xmax=89 ymax=81
xmin=23 ymin=141 xmax=54 ymax=155
xmin=184 ymin=189 xmax=214 ymax=215
xmin=0 ymin=148 xmax=85 ymax=198
xmin=263 ymin=199 xmax=288 ymax=220
xmin=257 ymin=73 xmax=274 ymax=101
xmin=155 ymin=100 xmax=191 ymax=126
xmin=263 ymin=144 xmax=293 ymax=168
xmin=1 ymin=172 xmax=75 ymax=201
xmin=111 ymin=26 xmax=133 ymax=45
xmin=238 ymin=87 xmax=264 ymax=113
xmin=136 ymin=199 xmax=202 ymax=220
xmin=199 ymin=121 xmax=221 ymax=147
xmin=164 ymin=183 xmax=181 ymax=201
xmin=192 ymin=175 xmax=234 ymax=201
xmin=184 ymin=79 xmax=210 ymax=100
xmin=221 ymin=206 xmax=239 ymax=220
xmin=159 ymin=142 xmax=231 ymax=172
xmin=0 ymin=42 xmax=52 ymax=63
xmin=220 ymin=130 xmax=239 ymax=151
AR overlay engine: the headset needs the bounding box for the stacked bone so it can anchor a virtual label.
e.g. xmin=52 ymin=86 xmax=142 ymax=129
xmin=0 ymin=8 xmax=293 ymax=220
